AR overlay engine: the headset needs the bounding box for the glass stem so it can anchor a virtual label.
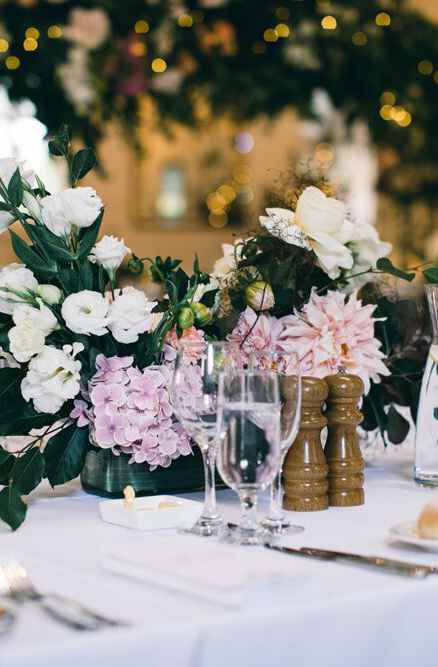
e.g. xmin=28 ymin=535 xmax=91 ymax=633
xmin=238 ymin=489 xmax=258 ymax=532
xmin=200 ymin=444 xmax=218 ymax=520
xmin=269 ymin=453 xmax=286 ymax=521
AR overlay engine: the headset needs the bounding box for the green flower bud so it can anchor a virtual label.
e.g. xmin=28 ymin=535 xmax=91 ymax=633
xmin=127 ymin=255 xmax=144 ymax=276
xmin=178 ymin=307 xmax=195 ymax=330
xmin=245 ymin=281 xmax=275 ymax=311
xmin=191 ymin=302 xmax=212 ymax=327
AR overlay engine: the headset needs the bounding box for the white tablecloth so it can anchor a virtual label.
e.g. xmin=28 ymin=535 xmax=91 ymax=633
xmin=2 ymin=453 xmax=438 ymax=667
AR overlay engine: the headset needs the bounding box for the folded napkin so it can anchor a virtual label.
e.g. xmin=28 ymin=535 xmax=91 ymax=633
xmin=103 ymin=534 xmax=305 ymax=608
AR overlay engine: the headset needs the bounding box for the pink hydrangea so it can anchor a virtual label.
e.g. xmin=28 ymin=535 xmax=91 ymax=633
xmin=280 ymin=289 xmax=390 ymax=393
xmin=76 ymin=355 xmax=193 ymax=471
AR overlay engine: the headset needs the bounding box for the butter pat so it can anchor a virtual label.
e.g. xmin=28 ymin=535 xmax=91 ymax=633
xmin=99 ymin=495 xmax=202 ymax=531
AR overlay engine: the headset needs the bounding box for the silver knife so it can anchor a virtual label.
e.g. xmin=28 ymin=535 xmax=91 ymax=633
xmin=265 ymin=544 xmax=437 ymax=579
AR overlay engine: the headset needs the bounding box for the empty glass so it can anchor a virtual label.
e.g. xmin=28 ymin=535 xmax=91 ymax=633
xmin=217 ymin=371 xmax=281 ymax=545
xmin=171 ymin=341 xmax=237 ymax=536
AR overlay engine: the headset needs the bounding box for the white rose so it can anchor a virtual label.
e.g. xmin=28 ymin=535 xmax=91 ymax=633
xmin=348 ymin=223 xmax=392 ymax=272
xmin=62 ymin=290 xmax=109 ymax=336
xmin=0 ymin=264 xmax=38 ymax=314
xmin=12 ymin=300 xmax=58 ymax=336
xmin=108 ymin=287 xmax=157 ymax=344
xmin=8 ymin=324 xmax=45 ymax=363
xmin=21 ymin=343 xmax=83 ymax=414
xmin=36 ymin=284 xmax=62 ymax=305
xmin=260 ymin=186 xmax=354 ymax=279
xmin=89 ymin=235 xmax=130 ymax=277
xmin=41 ymin=187 xmax=103 ymax=237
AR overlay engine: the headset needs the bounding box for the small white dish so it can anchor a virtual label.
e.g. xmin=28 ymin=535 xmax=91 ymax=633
xmin=389 ymin=520 xmax=438 ymax=552
xmin=99 ymin=495 xmax=202 ymax=531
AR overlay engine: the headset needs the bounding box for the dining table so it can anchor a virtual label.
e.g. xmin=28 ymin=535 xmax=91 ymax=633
xmin=1 ymin=448 xmax=438 ymax=667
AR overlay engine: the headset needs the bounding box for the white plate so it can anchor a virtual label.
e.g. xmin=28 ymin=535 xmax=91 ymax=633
xmin=99 ymin=495 xmax=202 ymax=531
xmin=389 ymin=521 xmax=438 ymax=552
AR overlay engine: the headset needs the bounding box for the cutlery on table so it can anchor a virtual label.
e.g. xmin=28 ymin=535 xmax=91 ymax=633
xmin=0 ymin=604 xmax=16 ymax=635
xmin=0 ymin=562 xmax=128 ymax=631
xmin=265 ymin=544 xmax=438 ymax=579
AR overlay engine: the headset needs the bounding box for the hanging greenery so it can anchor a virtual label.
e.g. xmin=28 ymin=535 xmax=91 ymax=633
xmin=1 ymin=0 xmax=437 ymax=202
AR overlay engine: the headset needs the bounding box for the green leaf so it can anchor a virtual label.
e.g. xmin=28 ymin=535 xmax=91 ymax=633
xmin=386 ymin=405 xmax=410 ymax=445
xmin=0 ymin=446 xmax=14 ymax=485
xmin=11 ymin=448 xmax=44 ymax=495
xmin=71 ymin=148 xmax=97 ymax=182
xmin=7 ymin=168 xmax=23 ymax=208
xmin=77 ymin=211 xmax=103 ymax=259
xmin=423 ymin=267 xmax=438 ymax=284
xmin=0 ymin=410 xmax=55 ymax=437
xmin=0 ymin=202 xmax=11 ymax=212
xmin=44 ymin=424 xmax=89 ymax=487
xmin=9 ymin=230 xmax=56 ymax=276
xmin=376 ymin=258 xmax=415 ymax=282
xmin=0 ymin=367 xmax=23 ymax=402
xmin=0 ymin=486 xmax=26 ymax=531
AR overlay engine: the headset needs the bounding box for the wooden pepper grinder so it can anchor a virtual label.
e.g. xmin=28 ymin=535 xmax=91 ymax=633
xmin=324 ymin=373 xmax=365 ymax=507
xmin=283 ymin=377 xmax=329 ymax=512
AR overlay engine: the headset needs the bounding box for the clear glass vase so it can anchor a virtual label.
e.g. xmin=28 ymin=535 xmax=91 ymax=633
xmin=414 ymin=285 xmax=438 ymax=486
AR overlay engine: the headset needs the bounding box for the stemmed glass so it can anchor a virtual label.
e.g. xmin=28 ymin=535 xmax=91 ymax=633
xmin=250 ymin=350 xmax=303 ymax=536
xmin=217 ymin=370 xmax=282 ymax=545
xmin=171 ymin=341 xmax=237 ymax=537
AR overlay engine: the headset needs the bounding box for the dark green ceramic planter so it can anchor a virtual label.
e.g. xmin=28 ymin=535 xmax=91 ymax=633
xmin=81 ymin=447 xmax=222 ymax=498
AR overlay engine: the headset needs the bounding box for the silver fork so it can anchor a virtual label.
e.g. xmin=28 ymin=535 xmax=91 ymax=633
xmin=0 ymin=562 xmax=128 ymax=632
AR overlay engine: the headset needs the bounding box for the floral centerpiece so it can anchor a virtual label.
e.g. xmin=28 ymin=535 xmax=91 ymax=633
xmin=210 ymin=173 xmax=428 ymax=445
xmin=0 ymin=127 xmax=216 ymax=529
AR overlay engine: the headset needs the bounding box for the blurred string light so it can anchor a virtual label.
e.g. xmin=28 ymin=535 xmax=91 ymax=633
xmin=352 ymin=31 xmax=367 ymax=46
xmin=0 ymin=39 xmax=9 ymax=53
xmin=375 ymin=12 xmax=391 ymax=27
xmin=178 ymin=14 xmax=194 ymax=28
xmin=418 ymin=60 xmax=433 ymax=75
xmin=135 ymin=20 xmax=149 ymax=34
xmin=234 ymin=131 xmax=254 ymax=153
xmin=130 ymin=41 xmax=147 ymax=57
xmin=151 ymin=58 xmax=167 ymax=73
xmin=379 ymin=102 xmax=412 ymax=127
xmin=380 ymin=90 xmax=396 ymax=105
xmin=275 ymin=24 xmax=290 ymax=38
xmin=47 ymin=25 xmax=62 ymax=39
xmin=321 ymin=16 xmax=337 ymax=30
xmin=25 ymin=27 xmax=39 ymax=39
xmin=23 ymin=38 xmax=38 ymax=52
xmin=206 ymin=165 xmax=254 ymax=228
xmin=5 ymin=56 xmax=20 ymax=70
xmin=264 ymin=28 xmax=278 ymax=43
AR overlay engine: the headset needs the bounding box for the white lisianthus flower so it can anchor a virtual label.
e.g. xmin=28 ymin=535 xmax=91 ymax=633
xmin=62 ymin=290 xmax=109 ymax=336
xmin=89 ymin=235 xmax=130 ymax=277
xmin=41 ymin=187 xmax=103 ymax=237
xmin=12 ymin=300 xmax=58 ymax=336
xmin=343 ymin=223 xmax=393 ymax=292
xmin=0 ymin=158 xmax=35 ymax=233
xmin=212 ymin=239 xmax=246 ymax=281
xmin=8 ymin=324 xmax=46 ymax=363
xmin=22 ymin=191 xmax=42 ymax=221
xmin=21 ymin=343 xmax=83 ymax=414
xmin=0 ymin=264 xmax=38 ymax=314
xmin=36 ymin=284 xmax=62 ymax=305
xmin=259 ymin=186 xmax=354 ymax=279
xmin=108 ymin=287 xmax=158 ymax=344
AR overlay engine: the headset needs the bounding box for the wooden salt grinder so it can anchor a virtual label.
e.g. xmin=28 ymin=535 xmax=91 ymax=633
xmin=324 ymin=373 xmax=365 ymax=507
xmin=283 ymin=377 xmax=329 ymax=512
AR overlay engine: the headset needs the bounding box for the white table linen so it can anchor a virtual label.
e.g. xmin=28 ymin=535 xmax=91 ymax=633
xmin=1 ymin=454 xmax=438 ymax=667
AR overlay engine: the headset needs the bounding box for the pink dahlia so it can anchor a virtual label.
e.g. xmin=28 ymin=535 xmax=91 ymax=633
xmin=281 ymin=289 xmax=390 ymax=393
xmin=227 ymin=307 xmax=297 ymax=372
xmin=163 ymin=325 xmax=205 ymax=362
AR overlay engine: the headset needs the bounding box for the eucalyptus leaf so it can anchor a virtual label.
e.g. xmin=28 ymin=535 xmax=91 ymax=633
xmin=423 ymin=267 xmax=438 ymax=284
xmin=376 ymin=258 xmax=415 ymax=282
xmin=0 ymin=486 xmax=26 ymax=531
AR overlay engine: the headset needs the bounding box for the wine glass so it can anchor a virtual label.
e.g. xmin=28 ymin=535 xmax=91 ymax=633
xmin=217 ymin=370 xmax=281 ymax=545
xmin=257 ymin=351 xmax=303 ymax=536
xmin=171 ymin=340 xmax=239 ymax=536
